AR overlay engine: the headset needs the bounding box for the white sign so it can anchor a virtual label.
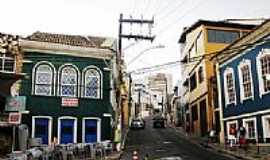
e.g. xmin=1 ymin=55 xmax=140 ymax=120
xmin=8 ymin=112 xmax=21 ymax=124
xmin=61 ymin=98 xmax=78 ymax=107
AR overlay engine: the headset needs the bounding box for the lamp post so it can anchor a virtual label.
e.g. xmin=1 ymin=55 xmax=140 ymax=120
xmin=127 ymin=44 xmax=165 ymax=66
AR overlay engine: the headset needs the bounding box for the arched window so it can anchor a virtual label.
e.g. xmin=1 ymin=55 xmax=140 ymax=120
xmin=33 ymin=62 xmax=55 ymax=96
xmin=59 ymin=65 xmax=79 ymax=97
xmin=83 ymin=67 xmax=102 ymax=98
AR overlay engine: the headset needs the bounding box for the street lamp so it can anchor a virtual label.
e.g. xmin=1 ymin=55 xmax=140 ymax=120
xmin=127 ymin=44 xmax=165 ymax=65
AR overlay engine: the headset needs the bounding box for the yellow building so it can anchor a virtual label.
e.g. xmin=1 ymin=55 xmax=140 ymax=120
xmin=178 ymin=20 xmax=256 ymax=137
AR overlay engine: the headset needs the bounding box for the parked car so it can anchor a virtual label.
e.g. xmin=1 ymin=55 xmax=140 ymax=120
xmin=130 ymin=118 xmax=145 ymax=129
xmin=153 ymin=115 xmax=166 ymax=128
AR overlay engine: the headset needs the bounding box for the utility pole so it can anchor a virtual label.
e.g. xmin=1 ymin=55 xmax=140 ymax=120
xmin=116 ymin=13 xmax=155 ymax=149
xmin=118 ymin=13 xmax=154 ymax=118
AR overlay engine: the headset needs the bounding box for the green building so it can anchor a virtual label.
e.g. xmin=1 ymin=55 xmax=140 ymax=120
xmin=19 ymin=32 xmax=117 ymax=144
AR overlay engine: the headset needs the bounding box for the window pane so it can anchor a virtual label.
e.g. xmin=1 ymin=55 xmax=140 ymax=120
xmin=85 ymin=69 xmax=100 ymax=98
xmin=0 ymin=54 xmax=15 ymax=72
xmin=208 ymin=29 xmax=239 ymax=43
xmin=261 ymin=56 xmax=270 ymax=92
xmin=36 ymin=85 xmax=51 ymax=95
xmin=62 ymin=85 xmax=75 ymax=96
xmin=35 ymin=64 xmax=53 ymax=95
xmin=61 ymin=66 xmax=77 ymax=97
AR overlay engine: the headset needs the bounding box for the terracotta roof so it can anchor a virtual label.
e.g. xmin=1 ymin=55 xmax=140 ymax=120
xmin=178 ymin=20 xmax=257 ymax=43
xmin=26 ymin=31 xmax=109 ymax=48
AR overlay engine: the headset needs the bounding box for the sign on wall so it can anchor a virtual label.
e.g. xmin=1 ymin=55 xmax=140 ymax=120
xmin=8 ymin=112 xmax=21 ymax=124
xmin=5 ymin=96 xmax=26 ymax=112
xmin=61 ymin=98 xmax=78 ymax=107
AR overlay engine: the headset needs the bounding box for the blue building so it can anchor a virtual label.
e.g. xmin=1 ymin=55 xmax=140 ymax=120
xmin=216 ymin=19 xmax=270 ymax=143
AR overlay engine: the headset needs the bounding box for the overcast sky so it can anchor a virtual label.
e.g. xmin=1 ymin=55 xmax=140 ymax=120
xmin=1 ymin=0 xmax=270 ymax=85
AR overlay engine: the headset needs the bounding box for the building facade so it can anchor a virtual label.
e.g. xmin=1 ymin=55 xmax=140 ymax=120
xmin=179 ymin=20 xmax=256 ymax=136
xmin=216 ymin=20 xmax=270 ymax=143
xmin=0 ymin=33 xmax=24 ymax=154
xmin=19 ymin=32 xmax=117 ymax=145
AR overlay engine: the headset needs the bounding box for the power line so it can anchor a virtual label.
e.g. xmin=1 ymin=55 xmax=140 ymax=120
xmin=155 ymin=0 xmax=205 ymax=38
xmin=155 ymin=0 xmax=186 ymax=22
xmin=130 ymin=60 xmax=181 ymax=75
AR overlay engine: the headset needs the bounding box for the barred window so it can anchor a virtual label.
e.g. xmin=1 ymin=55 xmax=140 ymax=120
xmin=240 ymin=64 xmax=252 ymax=98
xmin=225 ymin=70 xmax=236 ymax=104
xmin=60 ymin=66 xmax=78 ymax=97
xmin=33 ymin=63 xmax=54 ymax=96
xmin=83 ymin=68 xmax=101 ymax=98
xmin=260 ymin=56 xmax=270 ymax=92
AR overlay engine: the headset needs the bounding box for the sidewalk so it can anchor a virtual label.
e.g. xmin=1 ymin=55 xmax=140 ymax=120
xmin=169 ymin=125 xmax=270 ymax=160
xmin=105 ymin=151 xmax=122 ymax=160
xmin=106 ymin=127 xmax=129 ymax=160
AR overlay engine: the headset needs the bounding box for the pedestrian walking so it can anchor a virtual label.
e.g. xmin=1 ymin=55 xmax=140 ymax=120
xmin=238 ymin=126 xmax=247 ymax=150
xmin=185 ymin=121 xmax=190 ymax=136
xmin=228 ymin=125 xmax=237 ymax=148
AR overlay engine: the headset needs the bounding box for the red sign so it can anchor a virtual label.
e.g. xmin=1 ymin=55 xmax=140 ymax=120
xmin=8 ymin=113 xmax=21 ymax=124
xmin=61 ymin=98 xmax=78 ymax=107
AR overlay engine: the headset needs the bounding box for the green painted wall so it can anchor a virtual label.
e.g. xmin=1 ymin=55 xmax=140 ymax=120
xmin=20 ymin=52 xmax=114 ymax=142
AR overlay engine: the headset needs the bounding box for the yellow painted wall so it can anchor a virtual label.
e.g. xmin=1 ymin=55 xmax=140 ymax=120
xmin=184 ymin=24 xmax=253 ymax=136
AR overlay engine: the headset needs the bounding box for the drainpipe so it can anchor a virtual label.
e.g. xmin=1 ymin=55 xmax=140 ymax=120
xmin=216 ymin=63 xmax=225 ymax=143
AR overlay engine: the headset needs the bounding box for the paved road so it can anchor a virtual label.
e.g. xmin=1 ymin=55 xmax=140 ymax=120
xmin=121 ymin=117 xmax=235 ymax=160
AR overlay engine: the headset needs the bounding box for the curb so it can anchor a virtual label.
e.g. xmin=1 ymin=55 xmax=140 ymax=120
xmin=170 ymin=126 xmax=257 ymax=160
xmin=121 ymin=128 xmax=129 ymax=150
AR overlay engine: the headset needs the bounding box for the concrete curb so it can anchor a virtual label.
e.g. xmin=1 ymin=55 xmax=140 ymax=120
xmin=169 ymin=126 xmax=258 ymax=160
xmin=121 ymin=128 xmax=129 ymax=150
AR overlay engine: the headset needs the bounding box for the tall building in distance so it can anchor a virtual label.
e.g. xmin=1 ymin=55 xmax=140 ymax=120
xmin=147 ymin=73 xmax=173 ymax=113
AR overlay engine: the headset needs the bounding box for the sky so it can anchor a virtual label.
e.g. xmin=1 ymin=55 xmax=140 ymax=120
xmin=1 ymin=0 xmax=270 ymax=86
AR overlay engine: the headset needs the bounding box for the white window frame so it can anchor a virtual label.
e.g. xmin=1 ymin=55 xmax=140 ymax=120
xmin=81 ymin=66 xmax=103 ymax=99
xmin=32 ymin=116 xmax=53 ymax=145
xmin=226 ymin=120 xmax=238 ymax=137
xmin=32 ymin=61 xmax=56 ymax=96
xmin=257 ymin=49 xmax=270 ymax=97
xmin=0 ymin=53 xmax=16 ymax=73
xmin=58 ymin=64 xmax=80 ymax=97
xmin=243 ymin=117 xmax=257 ymax=139
xmin=82 ymin=117 xmax=101 ymax=143
xmin=262 ymin=114 xmax=270 ymax=141
xmin=238 ymin=59 xmax=254 ymax=102
xmin=223 ymin=67 xmax=237 ymax=106
xmin=57 ymin=116 xmax=77 ymax=144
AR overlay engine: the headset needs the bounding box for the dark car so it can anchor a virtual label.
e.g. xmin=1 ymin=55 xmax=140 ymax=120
xmin=130 ymin=118 xmax=145 ymax=129
xmin=153 ymin=116 xmax=166 ymax=128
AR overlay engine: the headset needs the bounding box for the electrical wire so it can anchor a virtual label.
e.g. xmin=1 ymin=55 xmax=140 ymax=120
xmin=155 ymin=0 xmax=205 ymax=38
xmin=155 ymin=0 xmax=186 ymax=22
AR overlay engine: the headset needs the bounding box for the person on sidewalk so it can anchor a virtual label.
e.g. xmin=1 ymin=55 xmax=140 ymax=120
xmin=185 ymin=121 xmax=190 ymax=136
xmin=228 ymin=125 xmax=237 ymax=149
xmin=238 ymin=126 xmax=247 ymax=151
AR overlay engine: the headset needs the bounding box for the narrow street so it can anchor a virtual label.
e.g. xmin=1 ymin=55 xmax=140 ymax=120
xmin=121 ymin=117 xmax=235 ymax=160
